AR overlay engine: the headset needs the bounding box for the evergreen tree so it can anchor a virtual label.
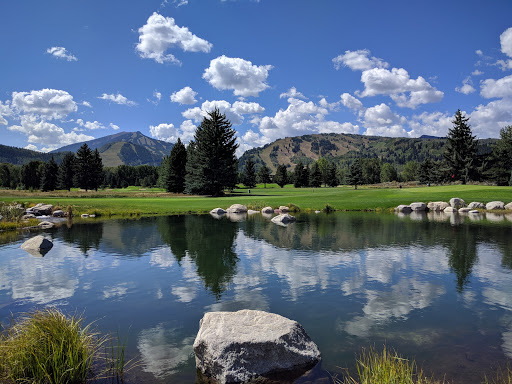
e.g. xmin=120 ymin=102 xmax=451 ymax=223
xmin=21 ymin=160 xmax=44 ymax=190
xmin=401 ymin=161 xmax=419 ymax=182
xmin=75 ymin=143 xmax=94 ymax=191
xmin=241 ymin=158 xmax=257 ymax=188
xmin=315 ymin=157 xmax=330 ymax=186
xmin=293 ymin=161 xmax=304 ymax=188
xmin=380 ymin=163 xmax=397 ymax=182
xmin=362 ymin=158 xmax=381 ymax=184
xmin=326 ymin=162 xmax=338 ymax=187
xmin=91 ymin=149 xmax=104 ymax=191
xmin=485 ymin=125 xmax=512 ymax=185
xmin=347 ymin=159 xmax=363 ymax=189
xmin=40 ymin=157 xmax=58 ymax=191
xmin=165 ymin=138 xmax=187 ymax=193
xmin=310 ymin=162 xmax=322 ymax=188
xmin=274 ymin=164 xmax=288 ymax=188
xmin=418 ymin=158 xmax=435 ymax=184
xmin=301 ymin=164 xmax=310 ymax=187
xmin=257 ymin=164 xmax=271 ymax=188
xmin=443 ymin=110 xmax=477 ymax=184
xmin=184 ymin=109 xmax=238 ymax=196
xmin=0 ymin=163 xmax=11 ymax=188
xmin=58 ymin=153 xmax=76 ymax=191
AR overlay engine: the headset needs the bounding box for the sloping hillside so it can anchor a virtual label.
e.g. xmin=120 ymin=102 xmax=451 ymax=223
xmin=0 ymin=144 xmax=70 ymax=165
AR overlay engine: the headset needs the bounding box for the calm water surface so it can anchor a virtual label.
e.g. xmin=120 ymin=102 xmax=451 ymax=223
xmin=1 ymin=212 xmax=512 ymax=383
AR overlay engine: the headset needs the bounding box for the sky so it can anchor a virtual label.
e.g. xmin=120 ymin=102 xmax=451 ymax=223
xmin=1 ymin=0 xmax=512 ymax=156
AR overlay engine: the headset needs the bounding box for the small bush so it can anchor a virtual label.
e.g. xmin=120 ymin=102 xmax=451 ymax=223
xmin=287 ymin=203 xmax=301 ymax=212
xmin=323 ymin=204 xmax=335 ymax=213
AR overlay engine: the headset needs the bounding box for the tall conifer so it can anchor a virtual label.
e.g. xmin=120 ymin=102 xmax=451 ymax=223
xmin=166 ymin=138 xmax=187 ymax=193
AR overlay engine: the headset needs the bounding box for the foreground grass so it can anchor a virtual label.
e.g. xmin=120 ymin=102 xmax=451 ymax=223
xmin=0 ymin=184 xmax=511 ymax=218
xmin=0 ymin=308 xmax=130 ymax=384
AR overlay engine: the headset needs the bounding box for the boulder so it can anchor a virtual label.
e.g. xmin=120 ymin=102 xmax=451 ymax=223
xmin=261 ymin=206 xmax=274 ymax=214
xmin=227 ymin=204 xmax=248 ymax=213
xmin=458 ymin=208 xmax=471 ymax=213
xmin=409 ymin=202 xmax=427 ymax=211
xmin=427 ymin=202 xmax=450 ymax=212
xmin=506 ymin=202 xmax=512 ymax=210
xmin=81 ymin=214 xmax=89 ymax=218
xmin=52 ymin=210 xmax=64 ymax=217
xmin=279 ymin=206 xmax=289 ymax=213
xmin=20 ymin=236 xmax=53 ymax=257
xmin=271 ymin=214 xmax=296 ymax=225
xmin=211 ymin=208 xmax=226 ymax=215
xmin=444 ymin=206 xmax=457 ymax=213
xmin=32 ymin=204 xmax=53 ymax=216
xmin=395 ymin=205 xmax=412 ymax=213
xmin=22 ymin=214 xmax=36 ymax=220
xmin=193 ymin=310 xmax=321 ymax=384
xmin=469 ymin=210 xmax=480 ymax=214
xmin=247 ymin=210 xmax=259 ymax=215
xmin=38 ymin=221 xmax=55 ymax=229
xmin=486 ymin=201 xmax=505 ymax=210
xmin=449 ymin=198 xmax=465 ymax=209
xmin=468 ymin=202 xmax=485 ymax=209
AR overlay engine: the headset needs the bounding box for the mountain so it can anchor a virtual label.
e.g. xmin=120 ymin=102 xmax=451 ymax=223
xmin=0 ymin=144 xmax=70 ymax=166
xmin=52 ymin=131 xmax=174 ymax=167
xmin=238 ymin=133 xmax=497 ymax=172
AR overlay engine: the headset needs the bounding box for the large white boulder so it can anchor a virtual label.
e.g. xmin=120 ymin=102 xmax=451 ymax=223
xmin=226 ymin=204 xmax=248 ymax=213
xmin=38 ymin=221 xmax=55 ymax=229
xmin=444 ymin=206 xmax=457 ymax=213
xmin=32 ymin=204 xmax=53 ymax=216
xmin=261 ymin=206 xmax=274 ymax=214
xmin=52 ymin=210 xmax=65 ymax=217
xmin=210 ymin=208 xmax=226 ymax=215
xmin=427 ymin=202 xmax=450 ymax=212
xmin=395 ymin=205 xmax=412 ymax=213
xmin=449 ymin=198 xmax=465 ymax=209
xmin=193 ymin=310 xmax=321 ymax=384
xmin=505 ymin=202 xmax=512 ymax=210
xmin=486 ymin=201 xmax=505 ymax=210
xmin=271 ymin=213 xmax=296 ymax=225
xmin=468 ymin=202 xmax=485 ymax=209
xmin=409 ymin=202 xmax=427 ymax=211
xmin=279 ymin=206 xmax=289 ymax=213
xmin=20 ymin=236 xmax=53 ymax=257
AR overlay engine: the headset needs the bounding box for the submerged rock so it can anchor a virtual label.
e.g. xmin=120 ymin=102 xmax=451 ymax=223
xmin=38 ymin=221 xmax=55 ymax=229
xmin=21 ymin=236 xmax=53 ymax=257
xmin=486 ymin=201 xmax=505 ymax=210
xmin=271 ymin=213 xmax=296 ymax=225
xmin=458 ymin=208 xmax=471 ymax=213
xmin=227 ymin=204 xmax=248 ymax=213
xmin=444 ymin=206 xmax=457 ymax=213
xmin=279 ymin=206 xmax=289 ymax=213
xmin=193 ymin=310 xmax=321 ymax=384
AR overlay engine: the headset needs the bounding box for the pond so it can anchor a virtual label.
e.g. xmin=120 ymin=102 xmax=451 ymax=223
xmin=1 ymin=211 xmax=512 ymax=383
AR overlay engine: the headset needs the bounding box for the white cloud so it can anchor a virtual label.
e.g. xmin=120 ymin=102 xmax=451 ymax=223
xmin=470 ymin=98 xmax=512 ymax=138
xmin=81 ymin=101 xmax=92 ymax=108
xmin=24 ymin=144 xmax=39 ymax=151
xmin=76 ymin=119 xmax=107 ymax=130
xmin=148 ymin=90 xmax=162 ymax=105
xmin=455 ymin=77 xmax=476 ymax=95
xmin=232 ymin=101 xmax=265 ymax=115
xmin=408 ymin=111 xmax=452 ymax=138
xmin=340 ymin=92 xmax=364 ymax=111
xmin=109 ymin=123 xmax=120 ymax=130
xmin=363 ymin=103 xmax=407 ymax=137
xmin=179 ymin=120 xmax=197 ymax=143
xmin=0 ymin=101 xmax=12 ymax=125
xmin=480 ymin=74 xmax=512 ymax=98
xmin=500 ymin=27 xmax=512 ymax=58
xmin=358 ymin=67 xmax=443 ymax=108
xmin=170 ymin=86 xmax=197 ymax=105
xmin=476 ymin=49 xmax=484 ymax=56
xmin=46 ymin=46 xmax=78 ymax=62
xmin=98 ymin=93 xmax=137 ymax=106
xmin=182 ymin=99 xmax=264 ymax=126
xmin=472 ymin=69 xmax=484 ymax=76
xmin=203 ymin=55 xmax=273 ymax=97
xmin=12 ymin=89 xmax=77 ymax=119
xmin=149 ymin=123 xmax=179 ymax=142
xmin=332 ymin=49 xmax=388 ymax=71
xmin=136 ymin=12 xmax=212 ymax=64
xmin=279 ymin=87 xmax=306 ymax=100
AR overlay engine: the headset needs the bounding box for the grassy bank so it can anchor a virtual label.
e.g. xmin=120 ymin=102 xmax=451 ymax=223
xmin=0 ymin=184 xmax=511 ymax=218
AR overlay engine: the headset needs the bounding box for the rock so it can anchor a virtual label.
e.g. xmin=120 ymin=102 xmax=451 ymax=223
xmin=226 ymin=212 xmax=247 ymax=222
xmin=81 ymin=214 xmax=89 ymax=218
xmin=38 ymin=221 xmax=55 ymax=229
xmin=506 ymin=202 xmax=512 ymax=210
xmin=315 ymin=210 xmax=321 ymax=214
xmin=22 ymin=214 xmax=36 ymax=220
xmin=261 ymin=206 xmax=274 ymax=214
xmin=52 ymin=210 xmax=64 ymax=217
xmin=444 ymin=206 xmax=457 ymax=213
xmin=247 ymin=210 xmax=259 ymax=215
xmin=486 ymin=213 xmax=505 ymax=222
xmin=468 ymin=202 xmax=485 ymax=209
xmin=227 ymin=204 xmax=248 ymax=213
xmin=20 ymin=236 xmax=53 ymax=257
xmin=409 ymin=202 xmax=427 ymax=211
xmin=32 ymin=204 xmax=53 ymax=216
xmin=193 ymin=310 xmax=321 ymax=384
xmin=458 ymin=208 xmax=471 ymax=213
xmin=271 ymin=213 xmax=296 ymax=225
xmin=486 ymin=201 xmax=505 ymax=210
xmin=395 ymin=205 xmax=412 ymax=213
xmin=469 ymin=210 xmax=480 ymax=214
xmin=427 ymin=202 xmax=450 ymax=212
xmin=449 ymin=198 xmax=465 ymax=209
xmin=279 ymin=206 xmax=289 ymax=213
xmin=89 ymin=214 xmax=96 ymax=218
xmin=210 ymin=208 xmax=226 ymax=215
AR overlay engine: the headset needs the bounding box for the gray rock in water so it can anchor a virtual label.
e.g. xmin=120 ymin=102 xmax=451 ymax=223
xmin=505 ymin=202 xmax=512 ymax=210
xmin=458 ymin=208 xmax=471 ymax=213
xmin=410 ymin=202 xmax=427 ymax=211
xmin=52 ymin=210 xmax=64 ymax=217
xmin=211 ymin=208 xmax=226 ymax=215
xmin=271 ymin=213 xmax=296 ymax=225
xmin=279 ymin=206 xmax=290 ymax=213
xmin=32 ymin=204 xmax=53 ymax=216
xmin=444 ymin=206 xmax=457 ymax=213
xmin=247 ymin=210 xmax=259 ymax=215
xmin=449 ymin=198 xmax=465 ymax=209
xmin=193 ymin=310 xmax=321 ymax=384
xmin=468 ymin=202 xmax=485 ymax=209
xmin=227 ymin=204 xmax=248 ymax=213
xmin=21 ymin=236 xmax=53 ymax=257
xmin=469 ymin=210 xmax=480 ymax=214
xmin=395 ymin=205 xmax=412 ymax=213
xmin=81 ymin=214 xmax=89 ymax=218
xmin=486 ymin=201 xmax=505 ymax=210
xmin=38 ymin=221 xmax=55 ymax=229
xmin=427 ymin=202 xmax=449 ymax=212
xmin=261 ymin=206 xmax=274 ymax=214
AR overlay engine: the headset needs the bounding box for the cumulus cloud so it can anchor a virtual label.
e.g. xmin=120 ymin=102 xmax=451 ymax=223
xmin=46 ymin=46 xmax=78 ymax=62
xmin=148 ymin=90 xmax=162 ymax=105
xmin=358 ymin=67 xmax=443 ymax=108
xmin=496 ymin=27 xmax=512 ymax=70
xmin=340 ymin=92 xmax=364 ymax=111
xmin=81 ymin=101 xmax=92 ymax=108
xmin=480 ymin=74 xmax=512 ymax=98
xmin=136 ymin=12 xmax=212 ymax=64
xmin=280 ymin=87 xmax=307 ymax=100
xmin=76 ymin=119 xmax=107 ymax=130
xmin=472 ymin=70 xmax=484 ymax=76
xmin=203 ymin=55 xmax=273 ymax=97
xmin=149 ymin=123 xmax=179 ymax=142
xmin=182 ymin=99 xmax=264 ymax=126
xmin=332 ymin=49 xmax=388 ymax=71
xmin=179 ymin=120 xmax=197 ymax=143
xmin=12 ymin=89 xmax=77 ymax=119
xmin=455 ymin=77 xmax=476 ymax=95
xmin=470 ymin=98 xmax=512 ymax=138
xmin=109 ymin=123 xmax=120 ymax=130
xmin=363 ymin=103 xmax=407 ymax=137
xmin=408 ymin=111 xmax=453 ymax=138
xmin=170 ymin=86 xmax=197 ymax=105
xmin=0 ymin=101 xmax=12 ymax=125
xmin=98 ymin=93 xmax=137 ymax=106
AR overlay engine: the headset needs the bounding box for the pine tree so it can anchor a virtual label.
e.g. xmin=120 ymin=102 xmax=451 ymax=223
xmin=418 ymin=158 xmax=435 ymax=184
xmin=184 ymin=109 xmax=238 ymax=196
xmin=257 ymin=164 xmax=271 ymax=188
xmin=58 ymin=152 xmax=76 ymax=191
xmin=91 ymin=149 xmax=104 ymax=191
xmin=40 ymin=157 xmax=58 ymax=191
xmin=274 ymin=164 xmax=288 ymax=188
xmin=380 ymin=163 xmax=397 ymax=182
xmin=21 ymin=161 xmax=44 ymax=190
xmin=0 ymin=164 xmax=11 ymax=188
xmin=326 ymin=162 xmax=338 ymax=187
xmin=443 ymin=110 xmax=477 ymax=184
xmin=347 ymin=159 xmax=363 ymax=189
xmin=75 ymin=143 xmax=94 ymax=191
xmin=301 ymin=164 xmax=310 ymax=187
xmin=293 ymin=161 xmax=304 ymax=188
xmin=165 ymin=138 xmax=187 ymax=193
xmin=310 ymin=162 xmax=322 ymax=188
xmin=485 ymin=125 xmax=512 ymax=185
xmin=241 ymin=158 xmax=257 ymax=188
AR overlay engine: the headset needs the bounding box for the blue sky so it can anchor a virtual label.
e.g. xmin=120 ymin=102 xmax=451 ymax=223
xmin=1 ymin=0 xmax=512 ymax=155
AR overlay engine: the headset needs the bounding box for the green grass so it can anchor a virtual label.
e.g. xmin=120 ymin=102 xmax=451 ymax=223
xmin=0 ymin=308 xmax=131 ymax=384
xmin=0 ymin=184 xmax=510 ymax=218
xmin=484 ymin=366 xmax=512 ymax=384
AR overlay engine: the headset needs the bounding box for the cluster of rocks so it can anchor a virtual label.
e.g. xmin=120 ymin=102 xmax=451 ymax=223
xmin=23 ymin=203 xmax=68 ymax=220
xmin=210 ymin=204 xmax=296 ymax=226
xmin=396 ymin=198 xmax=512 ymax=214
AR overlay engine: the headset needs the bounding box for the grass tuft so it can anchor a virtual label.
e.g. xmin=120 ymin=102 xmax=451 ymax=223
xmin=484 ymin=365 xmax=512 ymax=384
